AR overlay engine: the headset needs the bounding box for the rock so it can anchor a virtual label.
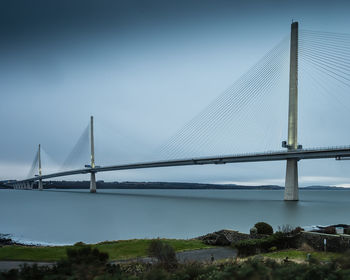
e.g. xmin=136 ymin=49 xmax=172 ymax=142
xmin=0 ymin=234 xmax=14 ymax=246
xmin=197 ymin=230 xmax=252 ymax=246
xmin=196 ymin=229 xmax=269 ymax=246
xmin=214 ymin=233 xmax=231 ymax=246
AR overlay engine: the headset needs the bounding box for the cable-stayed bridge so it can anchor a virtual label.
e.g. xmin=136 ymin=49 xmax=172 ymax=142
xmin=8 ymin=22 xmax=350 ymax=201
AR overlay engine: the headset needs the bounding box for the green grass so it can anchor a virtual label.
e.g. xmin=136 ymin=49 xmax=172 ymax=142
xmin=262 ymin=249 xmax=342 ymax=261
xmin=0 ymin=239 xmax=212 ymax=262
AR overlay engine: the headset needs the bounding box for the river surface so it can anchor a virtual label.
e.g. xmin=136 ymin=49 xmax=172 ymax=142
xmin=0 ymin=189 xmax=349 ymax=245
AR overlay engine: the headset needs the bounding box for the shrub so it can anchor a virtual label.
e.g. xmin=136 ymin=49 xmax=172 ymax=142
xmin=269 ymin=246 xmax=277 ymax=252
xmin=148 ymin=239 xmax=163 ymax=258
xmin=233 ymin=232 xmax=297 ymax=257
xmin=74 ymin=241 xmax=86 ymax=246
xmin=277 ymin=225 xmax=304 ymax=236
xmin=334 ymin=250 xmax=350 ymax=269
xmin=344 ymin=228 xmax=350 ymax=235
xmin=173 ymin=262 xmax=209 ymax=280
xmin=292 ymin=226 xmax=304 ymax=235
xmin=278 ymin=224 xmax=294 ymax=234
xmin=148 ymin=239 xmax=177 ymax=269
xmin=66 ymin=246 xmax=109 ymax=265
xmin=233 ymin=236 xmax=275 ymax=256
xmin=144 ymin=267 xmax=170 ymax=280
xmin=250 ymin=227 xmax=258 ymax=234
xmin=59 ymin=246 xmax=109 ymax=280
xmin=254 ymin=222 xmax=273 ymax=235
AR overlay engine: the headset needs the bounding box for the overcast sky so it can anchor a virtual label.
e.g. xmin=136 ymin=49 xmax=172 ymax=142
xmin=1 ymin=0 xmax=350 ymax=187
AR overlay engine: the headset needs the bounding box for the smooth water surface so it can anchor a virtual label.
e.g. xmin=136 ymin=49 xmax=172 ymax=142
xmin=0 ymin=189 xmax=349 ymax=245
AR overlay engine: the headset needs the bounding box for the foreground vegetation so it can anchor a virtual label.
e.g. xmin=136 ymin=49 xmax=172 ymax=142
xmin=0 ymin=239 xmax=211 ymax=261
xmin=1 ymin=244 xmax=350 ymax=280
xmin=262 ymin=249 xmax=342 ymax=262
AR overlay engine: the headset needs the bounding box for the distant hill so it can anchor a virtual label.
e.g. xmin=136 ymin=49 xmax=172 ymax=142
xmin=302 ymin=185 xmax=349 ymax=190
xmin=2 ymin=180 xmax=348 ymax=190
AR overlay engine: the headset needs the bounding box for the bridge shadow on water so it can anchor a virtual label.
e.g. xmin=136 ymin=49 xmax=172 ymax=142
xmin=45 ymin=188 xmax=292 ymax=204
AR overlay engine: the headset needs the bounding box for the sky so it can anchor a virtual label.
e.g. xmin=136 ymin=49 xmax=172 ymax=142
xmin=1 ymin=0 xmax=350 ymax=187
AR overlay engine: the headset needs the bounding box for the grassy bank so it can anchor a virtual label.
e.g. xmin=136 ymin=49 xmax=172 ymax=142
xmin=262 ymin=249 xmax=342 ymax=262
xmin=0 ymin=239 xmax=212 ymax=262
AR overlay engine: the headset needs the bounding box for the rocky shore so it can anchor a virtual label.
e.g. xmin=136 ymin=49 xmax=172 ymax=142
xmin=0 ymin=234 xmax=28 ymax=247
xmin=196 ymin=229 xmax=266 ymax=246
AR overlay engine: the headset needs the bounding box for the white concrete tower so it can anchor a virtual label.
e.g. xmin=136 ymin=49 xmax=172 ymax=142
xmin=284 ymin=22 xmax=299 ymax=201
xmin=38 ymin=144 xmax=43 ymax=190
xmin=90 ymin=116 xmax=97 ymax=193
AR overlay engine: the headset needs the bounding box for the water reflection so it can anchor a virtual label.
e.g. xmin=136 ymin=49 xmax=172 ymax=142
xmin=0 ymin=189 xmax=348 ymax=245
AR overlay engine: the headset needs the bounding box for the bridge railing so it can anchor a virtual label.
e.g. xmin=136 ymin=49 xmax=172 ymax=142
xmin=11 ymin=144 xmax=350 ymax=184
xmin=170 ymin=145 xmax=350 ymax=162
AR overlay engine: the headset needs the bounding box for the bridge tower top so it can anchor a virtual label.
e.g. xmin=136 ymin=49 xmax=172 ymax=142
xmin=287 ymin=21 xmax=298 ymax=150
xmin=90 ymin=116 xmax=95 ymax=169
xmin=89 ymin=116 xmax=97 ymax=193
xmin=38 ymin=144 xmax=42 ymax=176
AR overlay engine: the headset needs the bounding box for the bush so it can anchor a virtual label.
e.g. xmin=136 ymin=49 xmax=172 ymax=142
xmin=334 ymin=250 xmax=350 ymax=269
xmin=254 ymin=222 xmax=273 ymax=235
xmin=292 ymin=226 xmax=304 ymax=235
xmin=66 ymin=246 xmax=109 ymax=265
xmin=269 ymin=246 xmax=277 ymax=252
xmin=277 ymin=225 xmax=304 ymax=236
xmin=173 ymin=262 xmax=209 ymax=280
xmin=233 ymin=232 xmax=298 ymax=257
xmin=250 ymin=227 xmax=258 ymax=234
xmin=345 ymin=228 xmax=350 ymax=235
xmin=58 ymin=246 xmax=109 ymax=280
xmin=148 ymin=239 xmax=177 ymax=269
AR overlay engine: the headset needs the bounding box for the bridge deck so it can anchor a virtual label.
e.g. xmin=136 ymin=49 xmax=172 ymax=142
xmin=18 ymin=146 xmax=350 ymax=183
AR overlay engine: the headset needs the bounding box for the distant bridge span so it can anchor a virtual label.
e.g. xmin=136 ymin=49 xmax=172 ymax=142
xmin=18 ymin=146 xmax=350 ymax=183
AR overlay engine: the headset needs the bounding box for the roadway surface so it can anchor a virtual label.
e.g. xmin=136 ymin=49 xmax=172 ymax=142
xmin=15 ymin=146 xmax=350 ymax=184
xmin=0 ymin=247 xmax=237 ymax=271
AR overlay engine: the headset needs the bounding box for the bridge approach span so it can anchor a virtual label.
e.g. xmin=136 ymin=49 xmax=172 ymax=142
xmin=20 ymin=146 xmax=350 ymax=183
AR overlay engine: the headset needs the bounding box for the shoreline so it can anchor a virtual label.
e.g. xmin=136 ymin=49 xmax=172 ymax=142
xmin=3 ymin=180 xmax=350 ymax=191
xmin=3 ymin=223 xmax=349 ymax=247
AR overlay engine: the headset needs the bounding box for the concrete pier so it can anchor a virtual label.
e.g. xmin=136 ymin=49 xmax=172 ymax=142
xmin=284 ymin=159 xmax=299 ymax=200
xmin=284 ymin=22 xmax=299 ymax=201
xmin=90 ymin=172 xmax=96 ymax=193
xmin=38 ymin=179 xmax=43 ymax=191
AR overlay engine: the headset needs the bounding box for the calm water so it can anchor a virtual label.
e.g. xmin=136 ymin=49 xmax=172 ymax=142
xmin=0 ymin=189 xmax=349 ymax=245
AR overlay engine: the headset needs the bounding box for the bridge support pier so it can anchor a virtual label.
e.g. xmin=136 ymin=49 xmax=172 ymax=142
xmin=284 ymin=159 xmax=299 ymax=200
xmin=38 ymin=179 xmax=43 ymax=190
xmin=90 ymin=172 xmax=96 ymax=193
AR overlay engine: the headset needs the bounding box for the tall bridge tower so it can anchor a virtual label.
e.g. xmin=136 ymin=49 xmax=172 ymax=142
xmin=284 ymin=22 xmax=299 ymax=201
xmin=38 ymin=144 xmax=43 ymax=190
xmin=90 ymin=116 xmax=97 ymax=193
